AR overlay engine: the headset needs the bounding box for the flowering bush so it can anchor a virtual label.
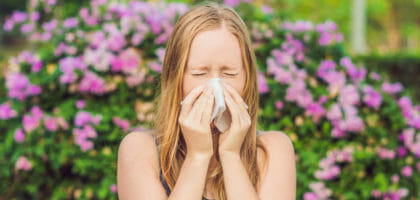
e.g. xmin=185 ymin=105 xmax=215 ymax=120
xmin=1 ymin=0 xmax=419 ymax=199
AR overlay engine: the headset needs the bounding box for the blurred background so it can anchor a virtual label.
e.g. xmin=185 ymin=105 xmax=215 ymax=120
xmin=0 ymin=0 xmax=419 ymax=199
xmin=2 ymin=0 xmax=420 ymax=100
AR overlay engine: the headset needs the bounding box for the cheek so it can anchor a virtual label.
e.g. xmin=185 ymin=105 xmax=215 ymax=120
xmin=222 ymin=79 xmax=245 ymax=96
xmin=182 ymin=76 xmax=207 ymax=99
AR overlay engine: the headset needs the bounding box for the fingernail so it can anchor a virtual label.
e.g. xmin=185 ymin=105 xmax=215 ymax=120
xmin=243 ymin=102 xmax=248 ymax=109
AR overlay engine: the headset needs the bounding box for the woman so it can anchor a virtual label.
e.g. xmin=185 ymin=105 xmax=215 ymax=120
xmin=117 ymin=2 xmax=296 ymax=200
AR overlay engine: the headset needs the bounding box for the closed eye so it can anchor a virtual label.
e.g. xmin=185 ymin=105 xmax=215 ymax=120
xmin=225 ymin=73 xmax=238 ymax=76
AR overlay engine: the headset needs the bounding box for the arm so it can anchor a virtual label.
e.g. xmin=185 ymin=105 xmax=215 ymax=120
xmin=117 ymin=132 xmax=168 ymax=200
xmin=220 ymin=131 xmax=296 ymax=200
xmin=117 ymin=131 xmax=213 ymax=200
xmin=220 ymin=152 xmax=260 ymax=200
xmin=168 ymin=153 xmax=212 ymax=200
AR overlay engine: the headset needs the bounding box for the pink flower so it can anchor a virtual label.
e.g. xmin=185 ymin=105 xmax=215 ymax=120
xmin=76 ymin=100 xmax=86 ymax=109
xmin=275 ymin=101 xmax=283 ymax=110
xmin=63 ymin=17 xmax=78 ymax=28
xmin=73 ymin=125 xmax=98 ymax=152
xmin=12 ymin=11 xmax=27 ymax=23
xmin=22 ymin=106 xmax=44 ymax=133
xmin=362 ymin=85 xmax=382 ymax=109
xmin=74 ymin=111 xmax=102 ymax=127
xmin=44 ymin=116 xmax=59 ymax=131
xmin=224 ymin=0 xmax=240 ymax=7
xmin=14 ymin=129 xmax=25 ymax=143
xmin=391 ymin=174 xmax=399 ymax=183
xmin=0 ymin=103 xmax=17 ymax=119
xmin=79 ymin=72 xmax=107 ymax=95
xmin=15 ymin=156 xmax=32 ymax=171
xmin=110 ymin=184 xmax=118 ymax=193
xmin=303 ymin=192 xmax=318 ymax=200
xmin=338 ymin=85 xmax=359 ymax=106
xmin=371 ymin=189 xmax=381 ymax=198
xmin=113 ymin=117 xmax=131 ymax=132
xmin=401 ymin=166 xmax=412 ymax=177
xmin=382 ymin=82 xmax=403 ymax=95
xmin=377 ymin=147 xmax=395 ymax=160
xmin=258 ymin=71 xmax=269 ymax=94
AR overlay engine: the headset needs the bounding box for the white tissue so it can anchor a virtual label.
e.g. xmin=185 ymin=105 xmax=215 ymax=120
xmin=209 ymin=78 xmax=231 ymax=133
xmin=180 ymin=78 xmax=248 ymax=133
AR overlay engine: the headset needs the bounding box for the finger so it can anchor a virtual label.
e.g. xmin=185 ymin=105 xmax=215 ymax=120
xmin=201 ymin=87 xmax=214 ymax=124
xmin=223 ymin=86 xmax=240 ymax=125
xmin=188 ymin=86 xmax=211 ymax=122
xmin=179 ymin=85 xmax=206 ymax=120
xmin=222 ymin=82 xmax=248 ymax=111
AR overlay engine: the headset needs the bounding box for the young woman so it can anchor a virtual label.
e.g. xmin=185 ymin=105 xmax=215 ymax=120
xmin=117 ymin=2 xmax=296 ymax=200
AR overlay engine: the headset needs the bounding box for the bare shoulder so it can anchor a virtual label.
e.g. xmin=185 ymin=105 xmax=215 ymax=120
xmin=257 ymin=130 xmax=295 ymax=153
xmin=117 ymin=131 xmax=167 ymax=199
xmin=256 ymin=130 xmax=296 ymax=199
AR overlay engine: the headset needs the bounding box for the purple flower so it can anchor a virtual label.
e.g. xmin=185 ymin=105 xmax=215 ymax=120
xmin=147 ymin=61 xmax=162 ymax=73
xmin=119 ymin=48 xmax=142 ymax=74
xmin=3 ymin=18 xmax=14 ymax=31
xmin=15 ymin=156 xmax=32 ymax=171
xmin=107 ymin=32 xmax=126 ymax=52
xmin=391 ymin=174 xmax=399 ymax=183
xmin=382 ymin=82 xmax=403 ymax=95
xmin=63 ymin=17 xmax=78 ymax=28
xmin=305 ymin=101 xmax=326 ymax=123
xmin=42 ymin=19 xmax=58 ymax=32
xmin=275 ymin=100 xmax=283 ymax=110
xmin=397 ymin=147 xmax=407 ymax=157
xmin=371 ymin=189 xmax=381 ymax=198
xmin=44 ymin=116 xmax=59 ymax=131
xmin=377 ymin=147 xmax=396 ymax=160
xmin=0 ymin=103 xmax=17 ymax=119
xmin=20 ymin=23 xmax=34 ymax=33
xmin=30 ymin=12 xmax=40 ymax=22
xmin=31 ymin=60 xmax=43 ymax=73
xmin=401 ymin=166 xmax=412 ymax=177
xmin=303 ymin=192 xmax=318 ymax=200
xmin=74 ymin=111 xmax=102 ymax=127
xmin=326 ymin=103 xmax=342 ymax=121
xmin=362 ymin=85 xmax=382 ymax=109
xmin=21 ymin=107 xmax=44 ymax=133
xmin=258 ymin=71 xmax=269 ymax=94
xmin=113 ymin=117 xmax=131 ymax=132
xmin=110 ymin=184 xmax=118 ymax=193
xmin=73 ymin=125 xmax=98 ymax=152
xmin=14 ymin=128 xmax=25 ymax=143
xmin=261 ymin=5 xmax=273 ymax=14
xmin=11 ymin=11 xmax=27 ymax=23
xmin=340 ymin=57 xmax=366 ymax=83
xmin=76 ymin=100 xmax=86 ymax=109
xmin=369 ymin=72 xmax=381 ymax=81
xmin=338 ymin=85 xmax=359 ymax=106
xmin=79 ymin=72 xmax=107 ymax=95
xmin=6 ymin=72 xmax=41 ymax=101
xmin=224 ymin=0 xmax=240 ymax=7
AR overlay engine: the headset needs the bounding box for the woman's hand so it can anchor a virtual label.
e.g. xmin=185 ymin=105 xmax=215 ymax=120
xmin=218 ymin=83 xmax=251 ymax=156
xmin=179 ymin=84 xmax=215 ymax=158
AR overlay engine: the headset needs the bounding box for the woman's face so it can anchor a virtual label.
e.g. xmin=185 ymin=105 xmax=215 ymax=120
xmin=182 ymin=26 xmax=246 ymax=100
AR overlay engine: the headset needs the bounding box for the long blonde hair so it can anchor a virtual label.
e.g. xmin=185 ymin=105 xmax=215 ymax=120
xmin=152 ymin=2 xmax=268 ymax=199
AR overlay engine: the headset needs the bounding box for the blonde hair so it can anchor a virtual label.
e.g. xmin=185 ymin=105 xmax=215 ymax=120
xmin=152 ymin=2 xmax=268 ymax=199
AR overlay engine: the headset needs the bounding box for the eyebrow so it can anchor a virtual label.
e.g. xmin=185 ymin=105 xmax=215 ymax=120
xmin=190 ymin=65 xmax=238 ymax=70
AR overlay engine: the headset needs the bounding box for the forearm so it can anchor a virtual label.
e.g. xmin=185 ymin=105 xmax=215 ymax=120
xmin=168 ymin=153 xmax=211 ymax=200
xmin=220 ymin=152 xmax=260 ymax=200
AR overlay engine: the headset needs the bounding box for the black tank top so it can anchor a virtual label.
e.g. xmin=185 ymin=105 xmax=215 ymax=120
xmin=155 ymin=130 xmax=262 ymax=199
